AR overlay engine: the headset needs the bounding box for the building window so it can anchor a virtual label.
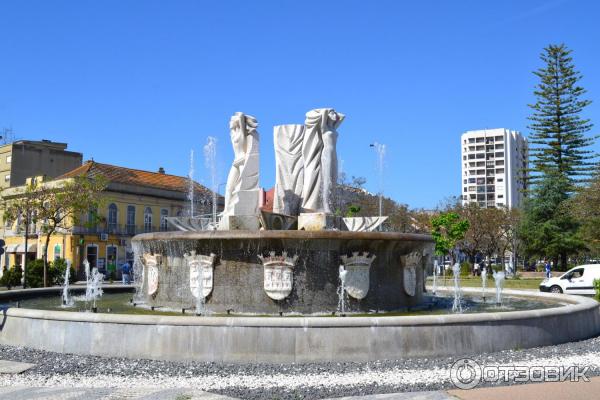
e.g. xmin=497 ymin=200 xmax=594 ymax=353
xmin=160 ymin=209 xmax=169 ymax=231
xmin=87 ymin=206 xmax=98 ymax=232
xmin=4 ymin=174 xmax=9 ymax=182
xmin=144 ymin=207 xmax=153 ymax=232
xmin=108 ymin=203 xmax=118 ymax=233
xmin=126 ymin=205 xmax=136 ymax=235
xmin=6 ymin=156 xmax=11 ymax=164
xmin=54 ymin=244 xmax=61 ymax=261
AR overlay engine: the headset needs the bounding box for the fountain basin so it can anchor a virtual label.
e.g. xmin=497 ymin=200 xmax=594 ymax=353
xmin=131 ymin=230 xmax=435 ymax=314
xmin=1 ymin=287 xmax=599 ymax=363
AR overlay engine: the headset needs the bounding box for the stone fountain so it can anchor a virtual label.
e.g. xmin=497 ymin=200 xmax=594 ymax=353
xmin=134 ymin=108 xmax=434 ymax=315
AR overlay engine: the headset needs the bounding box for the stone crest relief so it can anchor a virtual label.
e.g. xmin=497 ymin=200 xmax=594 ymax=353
xmin=340 ymin=252 xmax=376 ymax=300
xmin=185 ymin=251 xmax=216 ymax=299
xmin=402 ymin=252 xmax=421 ymax=297
xmin=258 ymin=251 xmax=298 ymax=300
xmin=143 ymin=254 xmax=160 ymax=296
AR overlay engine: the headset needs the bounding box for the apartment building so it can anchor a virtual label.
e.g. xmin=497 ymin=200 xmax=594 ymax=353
xmin=461 ymin=128 xmax=528 ymax=208
xmin=0 ymin=139 xmax=82 ymax=190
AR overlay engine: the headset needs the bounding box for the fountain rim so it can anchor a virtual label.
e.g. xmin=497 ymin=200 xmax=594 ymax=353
xmin=1 ymin=287 xmax=594 ymax=328
xmin=131 ymin=230 xmax=435 ymax=242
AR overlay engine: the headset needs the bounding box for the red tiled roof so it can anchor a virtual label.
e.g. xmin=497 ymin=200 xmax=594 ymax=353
xmin=59 ymin=161 xmax=213 ymax=195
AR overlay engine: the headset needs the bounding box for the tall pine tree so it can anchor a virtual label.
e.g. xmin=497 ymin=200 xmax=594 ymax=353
xmin=520 ymin=44 xmax=595 ymax=269
xmin=528 ymin=44 xmax=595 ymax=189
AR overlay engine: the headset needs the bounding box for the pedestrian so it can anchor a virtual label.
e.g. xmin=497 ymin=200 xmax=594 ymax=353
xmin=545 ymin=260 xmax=551 ymax=278
xmin=473 ymin=262 xmax=480 ymax=276
xmin=121 ymin=261 xmax=131 ymax=285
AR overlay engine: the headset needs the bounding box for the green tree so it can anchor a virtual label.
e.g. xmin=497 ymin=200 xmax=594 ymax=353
xmin=520 ymin=173 xmax=585 ymax=269
xmin=430 ymin=212 xmax=469 ymax=264
xmin=527 ymin=44 xmax=596 ymax=188
xmin=570 ymin=172 xmax=600 ymax=256
xmin=2 ymin=175 xmax=106 ymax=287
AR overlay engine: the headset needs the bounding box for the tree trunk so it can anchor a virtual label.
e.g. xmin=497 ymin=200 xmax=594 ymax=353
xmin=43 ymin=233 xmax=51 ymax=287
xmin=561 ymin=253 xmax=568 ymax=271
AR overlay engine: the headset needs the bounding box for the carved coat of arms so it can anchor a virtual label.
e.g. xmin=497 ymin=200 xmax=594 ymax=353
xmin=402 ymin=252 xmax=421 ymax=297
xmin=340 ymin=252 xmax=376 ymax=300
xmin=185 ymin=251 xmax=216 ymax=299
xmin=143 ymin=254 xmax=160 ymax=296
xmin=258 ymin=251 xmax=298 ymax=300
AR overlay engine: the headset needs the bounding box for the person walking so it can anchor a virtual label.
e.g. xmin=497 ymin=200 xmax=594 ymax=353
xmin=545 ymin=260 xmax=552 ymax=278
xmin=121 ymin=261 xmax=131 ymax=285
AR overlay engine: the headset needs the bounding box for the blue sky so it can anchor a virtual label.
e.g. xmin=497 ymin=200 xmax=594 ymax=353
xmin=1 ymin=0 xmax=598 ymax=209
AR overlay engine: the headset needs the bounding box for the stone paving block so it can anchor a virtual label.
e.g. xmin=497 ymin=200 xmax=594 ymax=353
xmin=0 ymin=359 xmax=36 ymax=374
xmin=0 ymin=386 xmax=239 ymax=400
xmin=323 ymin=391 xmax=459 ymax=400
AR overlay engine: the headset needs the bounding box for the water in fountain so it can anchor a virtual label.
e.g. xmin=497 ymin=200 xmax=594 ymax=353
xmin=432 ymin=259 xmax=438 ymax=295
xmin=337 ymin=265 xmax=348 ymax=315
xmin=195 ymin=265 xmax=205 ymax=316
xmin=84 ymin=260 xmax=104 ymax=311
xmin=481 ymin=266 xmax=487 ymax=302
xmin=131 ymin=241 xmax=145 ymax=305
xmin=451 ymin=262 xmax=463 ymax=313
xmin=493 ymin=270 xmax=506 ymax=306
xmin=61 ymin=260 xmax=73 ymax=307
xmin=203 ymin=136 xmax=218 ymax=229
xmin=372 ymin=142 xmax=386 ymax=219
xmin=188 ymin=149 xmax=195 ymax=218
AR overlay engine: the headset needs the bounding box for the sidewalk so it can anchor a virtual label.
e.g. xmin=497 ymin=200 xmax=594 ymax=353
xmin=448 ymin=376 xmax=600 ymax=400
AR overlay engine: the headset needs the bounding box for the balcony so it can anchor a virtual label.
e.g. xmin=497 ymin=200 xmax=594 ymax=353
xmin=72 ymin=224 xmax=164 ymax=236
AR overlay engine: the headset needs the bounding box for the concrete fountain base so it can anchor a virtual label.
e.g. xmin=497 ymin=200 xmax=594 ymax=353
xmin=1 ymin=287 xmax=599 ymax=363
xmin=132 ymin=231 xmax=435 ymax=314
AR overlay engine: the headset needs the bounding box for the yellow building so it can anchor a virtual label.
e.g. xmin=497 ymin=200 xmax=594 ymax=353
xmin=1 ymin=161 xmax=221 ymax=280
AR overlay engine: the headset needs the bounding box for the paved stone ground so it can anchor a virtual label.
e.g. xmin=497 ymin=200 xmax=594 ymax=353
xmin=0 ymin=359 xmax=35 ymax=374
xmin=1 ymin=333 xmax=599 ymax=399
xmin=0 ymin=386 xmax=237 ymax=400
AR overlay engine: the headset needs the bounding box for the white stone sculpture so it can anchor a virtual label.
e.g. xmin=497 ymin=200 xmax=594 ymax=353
xmin=185 ymin=251 xmax=216 ymax=299
xmin=143 ymin=254 xmax=160 ymax=296
xmin=273 ymin=124 xmax=305 ymax=215
xmin=403 ymin=252 xmax=421 ymax=297
xmin=301 ymin=108 xmax=345 ymax=213
xmin=340 ymin=252 xmax=375 ymax=300
xmin=258 ymin=251 xmax=298 ymax=300
xmin=343 ymin=216 xmax=388 ymax=232
xmin=221 ymin=112 xmax=260 ymax=229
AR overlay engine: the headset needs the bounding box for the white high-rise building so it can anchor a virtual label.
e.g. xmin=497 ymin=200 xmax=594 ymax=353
xmin=461 ymin=128 xmax=528 ymax=208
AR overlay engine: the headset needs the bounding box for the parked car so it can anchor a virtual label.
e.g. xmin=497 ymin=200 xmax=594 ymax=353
xmin=539 ymin=264 xmax=600 ymax=295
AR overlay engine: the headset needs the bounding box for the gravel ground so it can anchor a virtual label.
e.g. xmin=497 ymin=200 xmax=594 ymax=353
xmin=1 ymin=336 xmax=600 ymax=399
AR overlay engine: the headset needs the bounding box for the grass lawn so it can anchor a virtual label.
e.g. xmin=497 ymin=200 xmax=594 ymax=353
xmin=428 ymin=276 xmax=543 ymax=290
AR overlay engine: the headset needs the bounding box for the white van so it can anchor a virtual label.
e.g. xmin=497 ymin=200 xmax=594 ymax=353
xmin=539 ymin=264 xmax=600 ymax=295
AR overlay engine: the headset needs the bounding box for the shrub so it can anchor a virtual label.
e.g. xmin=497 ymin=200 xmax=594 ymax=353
xmin=594 ymin=279 xmax=600 ymax=301
xmin=459 ymin=262 xmax=471 ymax=277
xmin=0 ymin=265 xmax=23 ymax=289
xmin=23 ymin=258 xmax=76 ymax=287
xmin=50 ymin=258 xmax=76 ymax=285
xmin=24 ymin=259 xmax=45 ymax=288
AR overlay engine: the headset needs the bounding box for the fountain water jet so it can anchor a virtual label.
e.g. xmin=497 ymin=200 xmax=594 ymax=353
xmin=61 ymin=260 xmax=73 ymax=307
xmin=451 ymin=262 xmax=463 ymax=313
xmin=481 ymin=266 xmax=487 ymax=302
xmin=337 ymin=265 xmax=348 ymax=315
xmin=203 ymin=136 xmax=218 ymax=228
xmin=188 ymin=149 xmax=195 ymax=218
xmin=84 ymin=259 xmax=104 ymax=312
xmin=493 ymin=270 xmax=506 ymax=306
xmin=432 ymin=259 xmax=438 ymax=296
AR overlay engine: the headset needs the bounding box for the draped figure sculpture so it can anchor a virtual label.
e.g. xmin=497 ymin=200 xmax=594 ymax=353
xmin=301 ymin=108 xmax=345 ymax=213
xmin=273 ymin=124 xmax=305 ymax=215
xmin=221 ymin=112 xmax=260 ymax=228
